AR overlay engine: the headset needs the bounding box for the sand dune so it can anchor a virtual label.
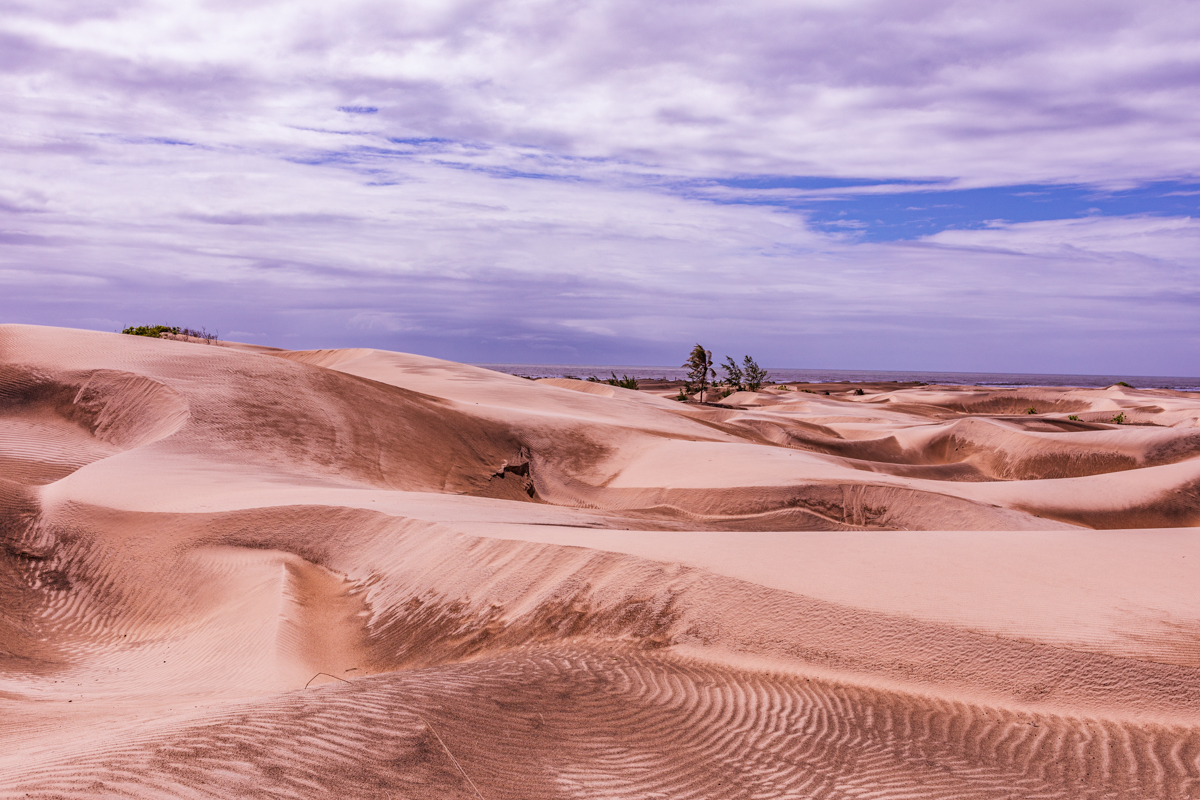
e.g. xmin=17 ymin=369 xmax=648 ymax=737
xmin=3 ymin=324 xmax=1200 ymax=798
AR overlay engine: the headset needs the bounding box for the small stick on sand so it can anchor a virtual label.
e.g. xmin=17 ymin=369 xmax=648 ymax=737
xmin=303 ymin=672 xmax=351 ymax=689
xmin=304 ymin=672 xmax=486 ymax=799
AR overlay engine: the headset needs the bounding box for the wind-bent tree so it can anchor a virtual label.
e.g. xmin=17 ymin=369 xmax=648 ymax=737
xmin=683 ymin=344 xmax=715 ymax=402
xmin=721 ymin=356 xmax=744 ymax=391
xmin=742 ymin=355 xmax=769 ymax=392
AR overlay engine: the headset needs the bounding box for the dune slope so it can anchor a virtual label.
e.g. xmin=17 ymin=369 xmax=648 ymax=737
xmin=3 ymin=324 xmax=1200 ymax=799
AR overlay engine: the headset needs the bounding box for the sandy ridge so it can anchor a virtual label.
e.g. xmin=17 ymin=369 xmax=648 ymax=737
xmin=3 ymin=324 xmax=1200 ymax=798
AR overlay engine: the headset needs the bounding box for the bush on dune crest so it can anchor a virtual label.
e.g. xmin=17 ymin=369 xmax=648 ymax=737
xmin=122 ymin=324 xmax=180 ymax=338
xmin=683 ymin=345 xmax=770 ymax=401
xmin=588 ymin=373 xmax=639 ymax=390
xmin=741 ymin=355 xmax=769 ymax=392
xmin=122 ymin=324 xmax=220 ymax=344
xmin=718 ymin=352 xmax=769 ymax=393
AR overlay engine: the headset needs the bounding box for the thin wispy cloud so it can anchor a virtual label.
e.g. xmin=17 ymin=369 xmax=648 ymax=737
xmin=1 ymin=0 xmax=1199 ymax=373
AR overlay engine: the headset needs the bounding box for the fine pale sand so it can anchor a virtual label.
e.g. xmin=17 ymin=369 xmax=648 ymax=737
xmin=3 ymin=323 xmax=1200 ymax=799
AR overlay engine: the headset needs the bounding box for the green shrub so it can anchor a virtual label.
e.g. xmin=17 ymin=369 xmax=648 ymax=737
xmin=122 ymin=324 xmax=180 ymax=337
xmin=720 ymin=356 xmax=743 ymax=391
xmin=1025 ymin=407 xmax=1037 ymax=414
xmin=1116 ymin=381 xmax=1133 ymax=387
xmin=1067 ymin=414 xmax=1080 ymax=421
xmin=121 ymin=324 xmax=219 ymax=344
xmin=606 ymin=372 xmax=639 ymax=390
xmin=1112 ymin=412 xmax=1127 ymax=424
xmin=742 ymin=355 xmax=769 ymax=392
xmin=718 ymin=354 xmax=769 ymax=392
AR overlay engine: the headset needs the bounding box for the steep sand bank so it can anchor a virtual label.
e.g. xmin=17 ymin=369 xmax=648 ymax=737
xmin=3 ymin=324 xmax=1200 ymax=798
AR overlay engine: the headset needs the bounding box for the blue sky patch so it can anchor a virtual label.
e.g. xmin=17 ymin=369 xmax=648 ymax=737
xmin=705 ymin=179 xmax=1200 ymax=241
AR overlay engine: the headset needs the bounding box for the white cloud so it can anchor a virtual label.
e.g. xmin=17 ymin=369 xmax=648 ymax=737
xmin=4 ymin=0 xmax=1200 ymax=183
xmin=349 ymin=310 xmax=418 ymax=332
xmin=924 ymin=214 xmax=1200 ymax=261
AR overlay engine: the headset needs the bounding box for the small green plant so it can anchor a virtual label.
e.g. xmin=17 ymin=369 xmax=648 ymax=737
xmin=1111 ymin=412 xmax=1127 ymax=424
xmin=1067 ymin=414 xmax=1080 ymax=421
xmin=1116 ymin=381 xmax=1133 ymax=387
xmin=853 ymin=388 xmax=865 ymax=396
xmin=122 ymin=324 xmax=180 ymax=337
xmin=1025 ymin=407 xmax=1037 ymax=414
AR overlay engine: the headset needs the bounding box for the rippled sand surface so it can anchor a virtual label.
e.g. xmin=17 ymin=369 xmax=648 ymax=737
xmin=3 ymin=324 xmax=1200 ymax=799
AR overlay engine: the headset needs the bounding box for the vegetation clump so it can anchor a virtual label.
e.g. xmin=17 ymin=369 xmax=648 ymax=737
xmin=741 ymin=356 xmax=769 ymax=392
xmin=122 ymin=324 xmax=219 ymax=344
xmin=1025 ymin=406 xmax=1037 ymax=415
xmin=683 ymin=344 xmax=716 ymax=402
xmin=675 ymin=345 xmax=773 ymax=401
xmin=1067 ymin=414 xmax=1080 ymax=421
xmin=122 ymin=324 xmax=180 ymax=337
xmin=853 ymin=388 xmax=865 ymax=396
xmin=720 ymin=356 xmax=742 ymax=390
xmin=1111 ymin=412 xmax=1127 ymax=424
xmin=588 ymin=372 xmax=639 ymax=390
xmin=719 ymin=354 xmax=769 ymax=392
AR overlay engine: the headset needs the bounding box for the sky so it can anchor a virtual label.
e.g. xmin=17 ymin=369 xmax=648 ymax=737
xmin=3 ymin=0 xmax=1200 ymax=374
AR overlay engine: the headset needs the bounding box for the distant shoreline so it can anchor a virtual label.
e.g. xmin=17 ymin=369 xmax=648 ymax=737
xmin=474 ymin=363 xmax=1200 ymax=392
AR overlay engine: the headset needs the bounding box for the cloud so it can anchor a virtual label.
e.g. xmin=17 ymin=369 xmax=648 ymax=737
xmin=3 ymin=129 xmax=1194 ymax=372
xmin=348 ymin=310 xmax=418 ymax=332
xmin=1 ymin=0 xmax=1199 ymax=374
xmin=923 ymin=214 xmax=1200 ymax=259
xmin=5 ymin=0 xmax=1200 ymax=183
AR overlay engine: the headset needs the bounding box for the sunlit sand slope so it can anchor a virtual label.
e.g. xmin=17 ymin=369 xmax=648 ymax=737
xmin=9 ymin=649 xmax=1200 ymax=800
xmin=3 ymin=324 xmax=1200 ymax=799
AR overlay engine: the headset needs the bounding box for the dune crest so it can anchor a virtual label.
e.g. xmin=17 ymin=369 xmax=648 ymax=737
xmin=3 ymin=324 xmax=1200 ymax=798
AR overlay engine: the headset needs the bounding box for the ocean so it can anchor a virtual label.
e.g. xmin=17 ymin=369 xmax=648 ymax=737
xmin=472 ymin=364 xmax=1200 ymax=392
